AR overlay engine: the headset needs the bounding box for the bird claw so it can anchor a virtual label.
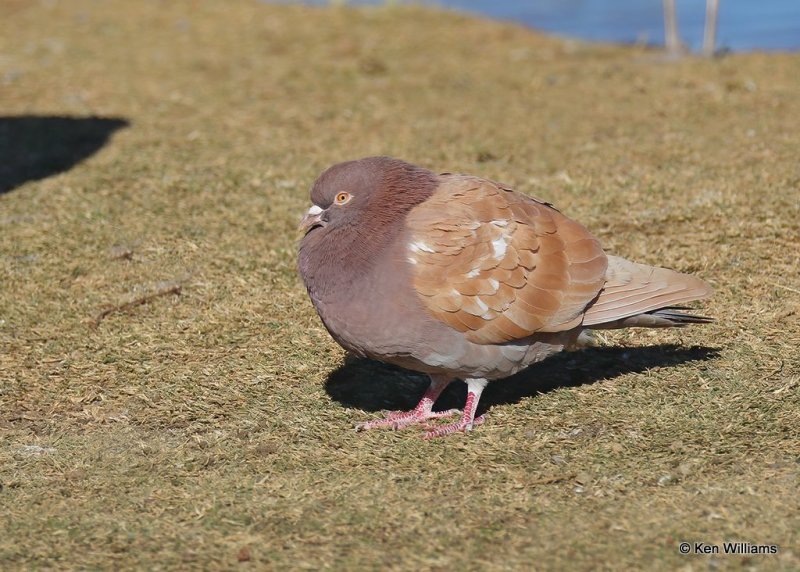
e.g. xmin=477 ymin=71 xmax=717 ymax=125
xmin=355 ymin=408 xmax=460 ymax=432
xmin=355 ymin=381 xmax=487 ymax=437
xmin=422 ymin=414 xmax=486 ymax=440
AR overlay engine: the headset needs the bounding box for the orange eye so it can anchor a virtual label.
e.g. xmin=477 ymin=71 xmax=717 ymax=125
xmin=335 ymin=192 xmax=351 ymax=204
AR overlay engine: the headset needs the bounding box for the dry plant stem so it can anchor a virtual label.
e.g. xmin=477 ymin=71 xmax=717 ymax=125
xmin=89 ymin=284 xmax=182 ymax=328
xmin=528 ymin=473 xmax=577 ymax=486
xmin=766 ymin=281 xmax=800 ymax=295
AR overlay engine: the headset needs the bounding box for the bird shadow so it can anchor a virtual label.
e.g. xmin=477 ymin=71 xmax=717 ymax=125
xmin=0 ymin=115 xmax=129 ymax=194
xmin=324 ymin=344 xmax=719 ymax=416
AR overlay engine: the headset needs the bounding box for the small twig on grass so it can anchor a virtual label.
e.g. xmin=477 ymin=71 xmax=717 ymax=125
xmin=772 ymin=379 xmax=798 ymax=395
xmin=766 ymin=281 xmax=800 ymax=295
xmin=528 ymin=473 xmax=576 ymax=486
xmin=89 ymin=282 xmax=182 ymax=328
xmin=109 ymin=246 xmax=134 ymax=260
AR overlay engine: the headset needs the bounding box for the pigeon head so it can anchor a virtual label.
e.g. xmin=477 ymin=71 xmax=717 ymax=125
xmin=298 ymin=156 xmax=437 ymax=238
xmin=298 ymin=156 xmax=438 ymax=295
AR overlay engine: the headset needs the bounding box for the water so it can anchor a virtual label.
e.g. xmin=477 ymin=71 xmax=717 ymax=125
xmin=292 ymin=1 xmax=800 ymax=52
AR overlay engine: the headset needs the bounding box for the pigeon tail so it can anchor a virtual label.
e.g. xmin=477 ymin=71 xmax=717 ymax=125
xmin=582 ymin=256 xmax=713 ymax=329
xmin=587 ymin=306 xmax=713 ymax=329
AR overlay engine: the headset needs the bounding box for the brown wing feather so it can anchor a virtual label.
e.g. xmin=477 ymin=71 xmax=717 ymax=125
xmin=582 ymin=256 xmax=712 ymax=326
xmin=406 ymin=175 xmax=608 ymax=344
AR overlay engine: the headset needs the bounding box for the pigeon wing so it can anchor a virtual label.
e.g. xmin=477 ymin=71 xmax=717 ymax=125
xmin=406 ymin=175 xmax=608 ymax=344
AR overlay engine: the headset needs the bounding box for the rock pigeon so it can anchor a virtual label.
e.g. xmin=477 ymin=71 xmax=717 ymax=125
xmin=297 ymin=157 xmax=712 ymax=438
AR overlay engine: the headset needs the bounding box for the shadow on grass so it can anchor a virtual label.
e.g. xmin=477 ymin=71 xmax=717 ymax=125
xmin=0 ymin=115 xmax=129 ymax=194
xmin=325 ymin=344 xmax=719 ymax=415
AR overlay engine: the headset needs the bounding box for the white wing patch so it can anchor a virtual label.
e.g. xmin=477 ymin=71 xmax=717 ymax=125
xmin=409 ymin=240 xmax=435 ymax=254
xmin=491 ymin=236 xmax=508 ymax=258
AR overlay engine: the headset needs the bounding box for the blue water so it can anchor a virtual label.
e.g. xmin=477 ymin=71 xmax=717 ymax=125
xmin=292 ymin=1 xmax=800 ymax=52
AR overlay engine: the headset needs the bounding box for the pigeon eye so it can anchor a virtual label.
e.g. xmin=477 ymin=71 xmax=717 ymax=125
xmin=335 ymin=192 xmax=351 ymax=205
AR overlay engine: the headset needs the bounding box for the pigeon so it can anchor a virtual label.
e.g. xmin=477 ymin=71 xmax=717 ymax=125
xmin=297 ymin=157 xmax=712 ymax=438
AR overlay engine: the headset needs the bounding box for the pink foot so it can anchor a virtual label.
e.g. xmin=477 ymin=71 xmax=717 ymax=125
xmin=421 ymin=378 xmax=488 ymax=439
xmin=355 ymin=375 xmax=455 ymax=432
xmin=355 ymin=408 xmax=459 ymax=431
xmin=422 ymin=414 xmax=486 ymax=439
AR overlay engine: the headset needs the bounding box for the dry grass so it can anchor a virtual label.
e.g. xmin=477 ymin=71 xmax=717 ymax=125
xmin=1 ymin=1 xmax=798 ymax=570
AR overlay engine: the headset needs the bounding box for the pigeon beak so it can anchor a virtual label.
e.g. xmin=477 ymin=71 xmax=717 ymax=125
xmin=299 ymin=204 xmax=326 ymax=234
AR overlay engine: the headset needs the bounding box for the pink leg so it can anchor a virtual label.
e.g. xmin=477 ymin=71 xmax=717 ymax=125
xmin=355 ymin=375 xmax=457 ymax=431
xmin=422 ymin=378 xmax=488 ymax=439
